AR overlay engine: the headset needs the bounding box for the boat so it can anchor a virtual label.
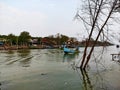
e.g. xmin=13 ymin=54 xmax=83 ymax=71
xmin=63 ymin=46 xmax=79 ymax=54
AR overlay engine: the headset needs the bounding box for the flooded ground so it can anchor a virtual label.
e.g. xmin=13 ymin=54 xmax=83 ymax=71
xmin=0 ymin=46 xmax=120 ymax=90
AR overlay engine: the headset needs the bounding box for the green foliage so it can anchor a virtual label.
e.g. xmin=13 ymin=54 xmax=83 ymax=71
xmin=18 ymin=31 xmax=31 ymax=45
xmin=7 ymin=34 xmax=17 ymax=45
xmin=0 ymin=35 xmax=8 ymax=39
xmin=0 ymin=32 xmax=77 ymax=46
xmin=60 ymin=34 xmax=69 ymax=44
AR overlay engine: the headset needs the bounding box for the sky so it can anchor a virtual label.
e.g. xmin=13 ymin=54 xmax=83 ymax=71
xmin=0 ymin=0 xmax=85 ymax=38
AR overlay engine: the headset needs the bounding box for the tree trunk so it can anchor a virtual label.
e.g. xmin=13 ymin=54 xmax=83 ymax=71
xmin=83 ymin=1 xmax=117 ymax=69
xmin=80 ymin=0 xmax=104 ymax=69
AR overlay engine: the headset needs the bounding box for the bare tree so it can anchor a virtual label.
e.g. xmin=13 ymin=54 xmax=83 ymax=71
xmin=76 ymin=0 xmax=120 ymax=69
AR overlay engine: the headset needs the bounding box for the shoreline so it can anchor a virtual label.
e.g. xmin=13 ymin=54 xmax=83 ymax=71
xmin=0 ymin=44 xmax=114 ymax=50
xmin=0 ymin=45 xmax=60 ymax=50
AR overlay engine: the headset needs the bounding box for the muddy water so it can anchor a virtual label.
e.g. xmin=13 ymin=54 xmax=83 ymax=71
xmin=0 ymin=46 xmax=120 ymax=90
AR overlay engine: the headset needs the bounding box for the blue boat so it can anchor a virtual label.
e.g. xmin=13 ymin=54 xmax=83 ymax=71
xmin=63 ymin=46 xmax=79 ymax=54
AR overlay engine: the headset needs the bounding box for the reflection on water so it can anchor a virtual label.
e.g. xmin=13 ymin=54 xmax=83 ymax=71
xmin=63 ymin=53 xmax=79 ymax=62
xmin=76 ymin=68 xmax=114 ymax=90
xmin=4 ymin=50 xmax=32 ymax=67
xmin=17 ymin=49 xmax=31 ymax=57
xmin=79 ymin=69 xmax=93 ymax=90
xmin=17 ymin=50 xmax=32 ymax=67
xmin=0 ymin=46 xmax=120 ymax=90
xmin=0 ymin=83 xmax=1 ymax=90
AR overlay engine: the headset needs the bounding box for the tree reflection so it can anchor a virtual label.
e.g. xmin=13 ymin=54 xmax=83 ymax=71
xmin=75 ymin=66 xmax=116 ymax=90
xmin=5 ymin=50 xmax=15 ymax=54
xmin=0 ymin=83 xmax=1 ymax=90
xmin=78 ymin=69 xmax=93 ymax=90
xmin=17 ymin=49 xmax=33 ymax=67
xmin=2 ymin=50 xmax=17 ymax=64
xmin=63 ymin=53 xmax=79 ymax=62
xmin=17 ymin=49 xmax=31 ymax=57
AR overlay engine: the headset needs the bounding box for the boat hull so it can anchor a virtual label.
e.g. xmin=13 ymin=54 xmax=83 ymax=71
xmin=64 ymin=47 xmax=79 ymax=54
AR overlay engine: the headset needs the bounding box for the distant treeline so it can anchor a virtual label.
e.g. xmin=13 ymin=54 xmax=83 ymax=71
xmin=0 ymin=31 xmax=113 ymax=48
xmin=0 ymin=31 xmax=78 ymax=46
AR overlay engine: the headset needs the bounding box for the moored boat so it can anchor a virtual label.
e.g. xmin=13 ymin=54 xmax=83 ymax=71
xmin=63 ymin=46 xmax=79 ymax=54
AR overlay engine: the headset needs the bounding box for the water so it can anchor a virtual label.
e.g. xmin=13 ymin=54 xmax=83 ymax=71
xmin=0 ymin=46 xmax=120 ymax=90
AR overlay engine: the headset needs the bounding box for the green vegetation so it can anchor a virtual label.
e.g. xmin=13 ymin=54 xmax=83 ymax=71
xmin=18 ymin=31 xmax=31 ymax=45
xmin=0 ymin=31 xmax=78 ymax=49
xmin=0 ymin=31 xmax=113 ymax=50
xmin=7 ymin=34 xmax=17 ymax=45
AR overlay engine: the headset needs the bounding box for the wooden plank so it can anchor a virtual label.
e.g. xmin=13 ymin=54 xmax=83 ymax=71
xmin=111 ymin=54 xmax=120 ymax=61
xmin=111 ymin=54 xmax=120 ymax=55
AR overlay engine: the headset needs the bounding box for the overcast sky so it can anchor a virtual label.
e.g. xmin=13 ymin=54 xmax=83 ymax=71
xmin=0 ymin=0 xmax=86 ymax=38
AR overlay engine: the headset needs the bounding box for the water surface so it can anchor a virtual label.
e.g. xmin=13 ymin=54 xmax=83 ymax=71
xmin=0 ymin=46 xmax=120 ymax=90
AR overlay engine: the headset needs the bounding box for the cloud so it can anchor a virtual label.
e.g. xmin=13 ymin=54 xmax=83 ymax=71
xmin=0 ymin=3 xmax=47 ymax=36
xmin=0 ymin=1 xmax=85 ymax=38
